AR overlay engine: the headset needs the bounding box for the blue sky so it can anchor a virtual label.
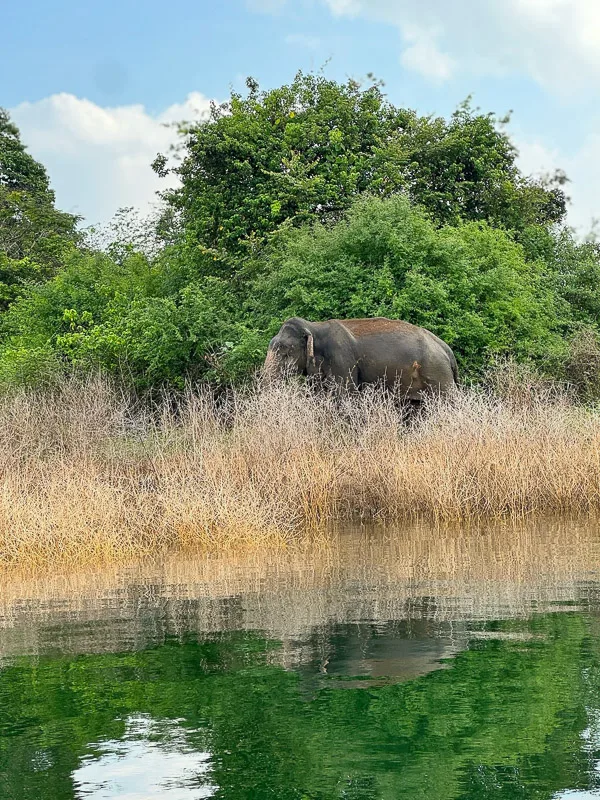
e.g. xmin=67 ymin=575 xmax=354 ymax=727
xmin=3 ymin=0 xmax=599 ymax=230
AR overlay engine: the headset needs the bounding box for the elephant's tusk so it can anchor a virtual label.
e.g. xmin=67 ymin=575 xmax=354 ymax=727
xmin=263 ymin=349 xmax=277 ymax=373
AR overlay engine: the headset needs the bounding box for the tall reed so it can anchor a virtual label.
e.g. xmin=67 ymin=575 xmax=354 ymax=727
xmin=0 ymin=374 xmax=598 ymax=568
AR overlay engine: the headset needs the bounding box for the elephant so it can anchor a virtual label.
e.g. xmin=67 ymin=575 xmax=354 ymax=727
xmin=263 ymin=316 xmax=458 ymax=400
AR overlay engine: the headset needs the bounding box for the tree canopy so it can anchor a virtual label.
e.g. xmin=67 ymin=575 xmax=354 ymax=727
xmin=156 ymin=73 xmax=567 ymax=274
xmin=0 ymin=108 xmax=79 ymax=311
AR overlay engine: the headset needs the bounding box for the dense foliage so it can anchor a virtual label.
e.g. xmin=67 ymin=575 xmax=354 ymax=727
xmin=0 ymin=73 xmax=598 ymax=391
xmin=154 ymin=74 xmax=566 ymax=271
xmin=0 ymin=109 xmax=79 ymax=312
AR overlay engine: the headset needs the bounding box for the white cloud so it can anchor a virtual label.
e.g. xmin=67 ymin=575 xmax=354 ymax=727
xmin=400 ymin=27 xmax=455 ymax=82
xmin=247 ymin=0 xmax=600 ymax=92
xmin=10 ymin=92 xmax=212 ymax=225
xmin=317 ymin=0 xmax=600 ymax=92
xmin=326 ymin=0 xmax=362 ymax=15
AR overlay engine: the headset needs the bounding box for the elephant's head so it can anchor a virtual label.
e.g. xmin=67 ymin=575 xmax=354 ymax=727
xmin=263 ymin=318 xmax=316 ymax=379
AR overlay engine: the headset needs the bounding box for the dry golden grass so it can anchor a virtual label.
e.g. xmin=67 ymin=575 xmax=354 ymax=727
xmin=0 ymin=373 xmax=599 ymax=569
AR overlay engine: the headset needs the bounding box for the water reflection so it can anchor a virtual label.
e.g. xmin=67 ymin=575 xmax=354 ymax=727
xmin=553 ymin=717 xmax=600 ymax=799
xmin=2 ymin=520 xmax=600 ymax=658
xmin=1 ymin=521 xmax=600 ymax=799
xmin=74 ymin=716 xmax=214 ymax=799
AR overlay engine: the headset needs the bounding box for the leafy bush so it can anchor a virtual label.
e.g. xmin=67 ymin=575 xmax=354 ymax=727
xmin=252 ymin=195 xmax=564 ymax=376
xmin=0 ymin=79 xmax=598 ymax=393
xmin=0 ymin=247 xmax=249 ymax=387
xmin=0 ymin=194 xmax=595 ymax=389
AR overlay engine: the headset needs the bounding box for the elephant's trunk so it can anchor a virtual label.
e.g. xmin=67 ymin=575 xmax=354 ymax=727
xmin=262 ymin=347 xmax=279 ymax=379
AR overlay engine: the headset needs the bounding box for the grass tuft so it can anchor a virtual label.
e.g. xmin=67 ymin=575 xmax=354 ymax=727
xmin=0 ymin=374 xmax=599 ymax=568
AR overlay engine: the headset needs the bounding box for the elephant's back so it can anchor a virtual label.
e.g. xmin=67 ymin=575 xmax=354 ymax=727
xmin=332 ymin=317 xmax=457 ymax=390
xmin=336 ymin=317 xmax=421 ymax=338
xmin=337 ymin=317 xmax=454 ymax=365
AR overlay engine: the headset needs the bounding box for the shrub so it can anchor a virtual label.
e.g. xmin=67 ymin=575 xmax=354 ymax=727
xmin=563 ymin=328 xmax=600 ymax=402
xmin=0 ymin=194 xmax=596 ymax=391
xmin=253 ymin=195 xmax=564 ymax=375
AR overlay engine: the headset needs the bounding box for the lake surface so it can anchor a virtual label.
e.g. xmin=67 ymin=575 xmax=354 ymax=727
xmin=2 ymin=521 xmax=600 ymax=799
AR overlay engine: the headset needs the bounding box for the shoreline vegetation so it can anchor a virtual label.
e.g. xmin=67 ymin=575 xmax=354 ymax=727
xmin=2 ymin=372 xmax=600 ymax=570
xmin=3 ymin=74 xmax=600 ymax=575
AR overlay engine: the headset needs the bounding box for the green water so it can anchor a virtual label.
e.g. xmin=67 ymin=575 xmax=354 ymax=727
xmin=2 ymin=537 xmax=600 ymax=798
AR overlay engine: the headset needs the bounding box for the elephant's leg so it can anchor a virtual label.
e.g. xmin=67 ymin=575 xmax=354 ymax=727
xmin=393 ymin=397 xmax=424 ymax=427
xmin=321 ymin=357 xmax=359 ymax=396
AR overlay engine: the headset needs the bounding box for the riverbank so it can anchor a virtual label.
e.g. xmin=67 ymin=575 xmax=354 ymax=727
xmin=0 ymin=375 xmax=599 ymax=569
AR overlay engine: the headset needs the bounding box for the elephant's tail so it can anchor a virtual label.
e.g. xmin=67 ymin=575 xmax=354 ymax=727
xmin=451 ymin=354 xmax=459 ymax=385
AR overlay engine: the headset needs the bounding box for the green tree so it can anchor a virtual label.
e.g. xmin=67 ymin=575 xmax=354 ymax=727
xmin=154 ymin=73 xmax=405 ymax=265
xmin=155 ymin=73 xmax=566 ymax=274
xmin=374 ymin=101 xmax=567 ymax=230
xmin=0 ymin=108 xmax=52 ymax=195
xmin=0 ymin=109 xmax=79 ymax=310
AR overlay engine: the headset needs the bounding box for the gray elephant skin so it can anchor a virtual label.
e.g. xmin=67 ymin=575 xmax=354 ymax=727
xmin=264 ymin=317 xmax=458 ymax=399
